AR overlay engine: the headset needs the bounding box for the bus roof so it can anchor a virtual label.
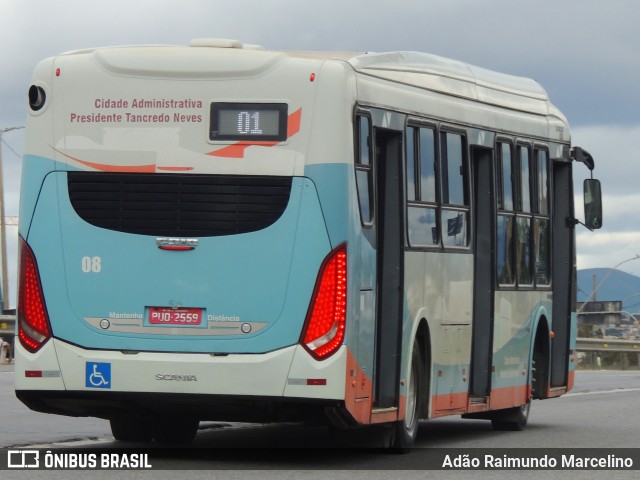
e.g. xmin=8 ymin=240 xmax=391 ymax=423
xmin=288 ymin=49 xmax=556 ymax=117
xmin=57 ymin=40 xmax=560 ymax=118
xmin=346 ymin=51 xmax=554 ymax=117
xmin=288 ymin=50 xmax=547 ymax=99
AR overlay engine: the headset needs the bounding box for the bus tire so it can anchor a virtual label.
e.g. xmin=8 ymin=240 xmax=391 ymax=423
xmin=490 ymin=400 xmax=530 ymax=431
xmin=153 ymin=417 xmax=200 ymax=445
xmin=392 ymin=339 xmax=423 ymax=451
xmin=110 ymin=415 xmax=154 ymax=442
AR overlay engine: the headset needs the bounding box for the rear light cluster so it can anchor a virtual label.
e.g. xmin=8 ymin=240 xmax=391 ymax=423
xmin=301 ymin=244 xmax=347 ymax=360
xmin=18 ymin=237 xmax=52 ymax=353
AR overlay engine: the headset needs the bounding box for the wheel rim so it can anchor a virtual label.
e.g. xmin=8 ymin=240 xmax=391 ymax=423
xmin=405 ymin=357 xmax=418 ymax=429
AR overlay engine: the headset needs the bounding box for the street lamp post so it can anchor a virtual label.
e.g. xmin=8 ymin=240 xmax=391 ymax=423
xmin=0 ymin=126 xmax=24 ymax=312
xmin=577 ymin=254 xmax=640 ymax=313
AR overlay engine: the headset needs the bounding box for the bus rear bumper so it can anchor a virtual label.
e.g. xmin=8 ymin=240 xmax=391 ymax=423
xmin=14 ymin=339 xmax=348 ymax=420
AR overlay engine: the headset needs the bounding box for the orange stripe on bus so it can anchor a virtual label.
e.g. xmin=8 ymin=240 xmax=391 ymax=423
xmin=208 ymin=141 xmax=279 ymax=158
xmin=52 ymin=147 xmax=156 ymax=173
xmin=287 ymin=108 xmax=302 ymax=137
xmin=432 ymin=392 xmax=469 ymax=417
xmin=567 ymin=368 xmax=575 ymax=391
xmin=489 ymin=385 xmax=529 ymax=411
xmin=344 ymin=348 xmax=373 ymax=425
xmin=431 ymin=384 xmax=531 ymax=418
xmin=157 ymin=166 xmax=194 ymax=172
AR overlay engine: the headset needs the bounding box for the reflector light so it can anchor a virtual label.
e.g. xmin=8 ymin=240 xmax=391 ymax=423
xmin=301 ymin=244 xmax=347 ymax=360
xmin=25 ymin=371 xmax=43 ymax=378
xmin=18 ymin=237 xmax=52 ymax=353
xmin=158 ymin=245 xmax=195 ymax=251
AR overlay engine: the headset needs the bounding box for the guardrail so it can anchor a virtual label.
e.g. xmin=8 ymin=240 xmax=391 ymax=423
xmin=576 ymin=337 xmax=640 ymax=369
xmin=576 ymin=337 xmax=640 ymax=353
xmin=0 ymin=315 xmax=15 ymax=337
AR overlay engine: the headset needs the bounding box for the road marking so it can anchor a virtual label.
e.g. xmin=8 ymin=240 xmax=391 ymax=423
xmin=564 ymin=387 xmax=640 ymax=398
xmin=14 ymin=437 xmax=114 ymax=449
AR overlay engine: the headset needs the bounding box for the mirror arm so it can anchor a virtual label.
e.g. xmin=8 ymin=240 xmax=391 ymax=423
xmin=571 ymin=146 xmax=595 ymax=171
xmin=567 ymin=216 xmax=597 ymax=231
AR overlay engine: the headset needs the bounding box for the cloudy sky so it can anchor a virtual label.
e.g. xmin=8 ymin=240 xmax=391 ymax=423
xmin=1 ymin=0 xmax=639 ymax=306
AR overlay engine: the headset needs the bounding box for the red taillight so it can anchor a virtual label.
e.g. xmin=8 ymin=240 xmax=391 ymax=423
xmin=301 ymin=244 xmax=347 ymax=360
xmin=18 ymin=237 xmax=52 ymax=353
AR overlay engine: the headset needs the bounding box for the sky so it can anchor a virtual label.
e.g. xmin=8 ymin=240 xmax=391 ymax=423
xmin=1 ymin=0 xmax=640 ymax=306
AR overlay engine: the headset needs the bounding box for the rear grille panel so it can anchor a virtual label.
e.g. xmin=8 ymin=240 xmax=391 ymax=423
xmin=68 ymin=172 xmax=292 ymax=237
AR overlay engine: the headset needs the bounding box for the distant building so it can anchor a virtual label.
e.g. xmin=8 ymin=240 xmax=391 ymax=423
xmin=577 ymin=300 xmax=639 ymax=339
xmin=577 ymin=300 xmax=622 ymax=326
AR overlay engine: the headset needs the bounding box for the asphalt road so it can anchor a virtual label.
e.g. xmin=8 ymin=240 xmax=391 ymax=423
xmin=1 ymin=366 xmax=639 ymax=478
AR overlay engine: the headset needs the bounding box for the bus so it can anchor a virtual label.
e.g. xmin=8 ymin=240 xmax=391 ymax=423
xmin=16 ymin=39 xmax=602 ymax=449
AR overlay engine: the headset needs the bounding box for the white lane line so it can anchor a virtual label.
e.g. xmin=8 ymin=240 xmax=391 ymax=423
xmin=13 ymin=437 xmax=115 ymax=449
xmin=564 ymin=387 xmax=640 ymax=398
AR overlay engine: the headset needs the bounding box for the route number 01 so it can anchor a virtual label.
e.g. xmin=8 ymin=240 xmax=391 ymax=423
xmin=237 ymin=111 xmax=262 ymax=134
xmin=82 ymin=256 xmax=102 ymax=273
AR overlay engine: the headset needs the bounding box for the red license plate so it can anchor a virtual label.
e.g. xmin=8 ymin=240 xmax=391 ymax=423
xmin=148 ymin=307 xmax=203 ymax=326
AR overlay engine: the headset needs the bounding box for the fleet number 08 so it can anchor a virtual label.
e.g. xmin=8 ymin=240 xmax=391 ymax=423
xmin=81 ymin=256 xmax=102 ymax=273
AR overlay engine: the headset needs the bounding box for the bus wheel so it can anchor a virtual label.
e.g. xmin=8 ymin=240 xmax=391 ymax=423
xmin=153 ymin=418 xmax=200 ymax=445
xmin=491 ymin=400 xmax=531 ymax=431
xmin=392 ymin=339 xmax=423 ymax=451
xmin=110 ymin=415 xmax=154 ymax=442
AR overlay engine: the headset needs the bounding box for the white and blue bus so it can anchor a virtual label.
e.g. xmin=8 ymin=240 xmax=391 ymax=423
xmin=16 ymin=39 xmax=601 ymax=448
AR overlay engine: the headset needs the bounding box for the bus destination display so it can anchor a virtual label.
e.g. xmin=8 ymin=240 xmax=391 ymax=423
xmin=210 ymin=103 xmax=288 ymax=141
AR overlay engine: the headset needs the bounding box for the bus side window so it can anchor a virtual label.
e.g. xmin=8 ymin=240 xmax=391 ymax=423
xmin=516 ymin=144 xmax=533 ymax=286
xmin=498 ymin=143 xmax=550 ymax=288
xmin=419 ymin=128 xmax=437 ymax=203
xmin=536 ymin=149 xmax=549 ymax=215
xmin=534 ymin=149 xmax=551 ymax=286
xmin=440 ymin=132 xmax=469 ymax=248
xmin=516 ymin=217 xmax=533 ymax=285
xmin=497 ymin=142 xmax=515 ymax=286
xmin=355 ymin=115 xmax=374 ymax=225
xmin=406 ymin=125 xmax=439 ymax=247
xmin=518 ymin=145 xmax=532 ymax=213
xmin=406 ymin=127 xmax=416 ymax=202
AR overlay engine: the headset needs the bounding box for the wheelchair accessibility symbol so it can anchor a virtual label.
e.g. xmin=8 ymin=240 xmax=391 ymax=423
xmin=86 ymin=362 xmax=111 ymax=389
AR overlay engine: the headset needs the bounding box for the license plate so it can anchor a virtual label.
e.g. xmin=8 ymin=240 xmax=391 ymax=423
xmin=148 ymin=307 xmax=203 ymax=326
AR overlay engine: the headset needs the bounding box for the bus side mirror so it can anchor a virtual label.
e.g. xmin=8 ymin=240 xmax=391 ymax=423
xmin=584 ymin=178 xmax=602 ymax=230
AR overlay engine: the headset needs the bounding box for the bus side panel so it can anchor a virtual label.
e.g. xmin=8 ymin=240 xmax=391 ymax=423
xmin=297 ymin=161 xmax=368 ymax=385
xmin=18 ymin=156 xmax=58 ymax=237
xmin=415 ymin=253 xmax=473 ymax=416
xmin=306 ymin=162 xmax=379 ymax=423
xmin=304 ymin=164 xmax=352 ymax=249
xmin=491 ymin=292 xmax=550 ymax=409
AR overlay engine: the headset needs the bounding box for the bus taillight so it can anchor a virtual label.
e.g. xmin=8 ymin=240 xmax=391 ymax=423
xmin=301 ymin=244 xmax=347 ymax=360
xmin=18 ymin=237 xmax=52 ymax=353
